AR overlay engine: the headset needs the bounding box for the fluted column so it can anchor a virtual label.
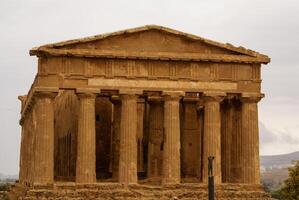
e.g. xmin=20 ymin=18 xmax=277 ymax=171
xmin=19 ymin=123 xmax=26 ymax=184
xmin=18 ymin=96 xmax=27 ymax=184
xmin=137 ymin=99 xmax=145 ymax=173
xmin=230 ymin=99 xmax=242 ymax=183
xmin=119 ymin=94 xmax=138 ymax=184
xmin=221 ymin=100 xmax=234 ymax=182
xmin=147 ymin=99 xmax=164 ymax=179
xmin=202 ymin=95 xmax=223 ymax=184
xmin=240 ymin=96 xmax=261 ymax=184
xmin=28 ymin=110 xmax=36 ymax=185
xmin=111 ymin=96 xmax=121 ymax=180
xmin=34 ymin=92 xmax=56 ymax=184
xmin=76 ymin=93 xmax=96 ymax=183
xmin=162 ymin=94 xmax=181 ymax=184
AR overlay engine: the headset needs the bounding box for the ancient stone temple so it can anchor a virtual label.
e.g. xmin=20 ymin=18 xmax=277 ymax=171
xmin=12 ymin=25 xmax=273 ymax=199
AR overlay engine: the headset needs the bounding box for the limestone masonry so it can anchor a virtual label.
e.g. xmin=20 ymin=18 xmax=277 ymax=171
xmin=10 ymin=25 xmax=273 ymax=199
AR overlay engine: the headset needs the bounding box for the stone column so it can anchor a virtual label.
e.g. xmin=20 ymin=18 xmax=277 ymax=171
xmin=18 ymin=96 xmax=27 ymax=184
xmin=240 ymin=96 xmax=261 ymax=184
xmin=230 ymin=99 xmax=243 ymax=183
xmin=221 ymin=99 xmax=234 ymax=183
xmin=34 ymin=92 xmax=56 ymax=184
xmin=162 ymin=94 xmax=181 ymax=184
xmin=22 ymin=120 xmax=29 ymax=185
xmin=111 ymin=96 xmax=121 ymax=180
xmin=76 ymin=93 xmax=97 ymax=183
xmin=28 ymin=110 xmax=36 ymax=185
xmin=137 ymin=99 xmax=145 ymax=173
xmin=19 ymin=123 xmax=26 ymax=184
xmin=181 ymin=99 xmax=202 ymax=179
xmin=118 ymin=94 xmax=138 ymax=184
xmin=147 ymin=99 xmax=164 ymax=179
xmin=202 ymin=94 xmax=223 ymax=184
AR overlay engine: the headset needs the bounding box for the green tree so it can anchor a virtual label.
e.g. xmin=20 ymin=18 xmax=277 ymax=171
xmin=0 ymin=184 xmax=8 ymax=192
xmin=273 ymin=161 xmax=299 ymax=200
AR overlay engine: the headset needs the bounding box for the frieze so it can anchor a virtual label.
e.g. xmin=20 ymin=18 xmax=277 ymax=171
xmin=38 ymin=57 xmax=261 ymax=82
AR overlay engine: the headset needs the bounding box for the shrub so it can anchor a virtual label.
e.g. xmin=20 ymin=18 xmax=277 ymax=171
xmin=0 ymin=184 xmax=8 ymax=192
xmin=272 ymin=161 xmax=299 ymax=200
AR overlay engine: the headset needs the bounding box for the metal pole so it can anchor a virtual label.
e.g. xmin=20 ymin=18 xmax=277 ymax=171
xmin=208 ymin=156 xmax=215 ymax=200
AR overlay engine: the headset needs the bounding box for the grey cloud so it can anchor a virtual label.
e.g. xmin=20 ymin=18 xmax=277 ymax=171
xmin=260 ymin=121 xmax=299 ymax=147
xmin=259 ymin=122 xmax=278 ymax=144
xmin=276 ymin=129 xmax=299 ymax=145
xmin=1 ymin=0 xmax=299 ymax=174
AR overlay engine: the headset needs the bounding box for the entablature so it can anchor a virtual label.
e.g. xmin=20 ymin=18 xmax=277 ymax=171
xmin=19 ymin=83 xmax=263 ymax=126
xmin=38 ymin=57 xmax=262 ymax=83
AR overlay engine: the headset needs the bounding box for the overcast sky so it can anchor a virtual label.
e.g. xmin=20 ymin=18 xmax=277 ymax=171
xmin=0 ymin=0 xmax=298 ymax=175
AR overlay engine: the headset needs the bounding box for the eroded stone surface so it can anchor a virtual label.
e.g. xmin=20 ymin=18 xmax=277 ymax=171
xmin=9 ymin=183 xmax=274 ymax=200
xmin=14 ymin=25 xmax=271 ymax=199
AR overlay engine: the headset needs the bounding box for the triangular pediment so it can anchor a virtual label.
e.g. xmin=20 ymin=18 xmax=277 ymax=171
xmin=30 ymin=25 xmax=270 ymax=63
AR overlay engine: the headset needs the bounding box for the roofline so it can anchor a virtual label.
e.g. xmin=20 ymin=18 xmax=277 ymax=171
xmin=30 ymin=25 xmax=270 ymax=61
xmin=30 ymin=47 xmax=270 ymax=64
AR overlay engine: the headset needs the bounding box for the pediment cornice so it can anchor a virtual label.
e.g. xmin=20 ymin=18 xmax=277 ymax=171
xmin=31 ymin=47 xmax=269 ymax=64
xmin=30 ymin=25 xmax=270 ymax=64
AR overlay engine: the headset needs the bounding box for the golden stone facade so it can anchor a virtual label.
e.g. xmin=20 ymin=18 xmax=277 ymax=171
xmin=12 ymin=25 xmax=273 ymax=199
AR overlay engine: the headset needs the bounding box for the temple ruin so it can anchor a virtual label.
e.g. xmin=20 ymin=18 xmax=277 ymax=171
xmin=12 ymin=25 xmax=273 ymax=199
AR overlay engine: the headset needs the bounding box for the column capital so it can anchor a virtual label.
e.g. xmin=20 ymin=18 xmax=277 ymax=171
xmin=77 ymin=92 xmax=97 ymax=99
xmin=163 ymin=95 xmax=182 ymax=102
xmin=76 ymin=88 xmax=100 ymax=99
xmin=34 ymin=87 xmax=59 ymax=99
xmin=34 ymin=91 xmax=57 ymax=99
xmin=162 ymin=90 xmax=184 ymax=96
xmin=162 ymin=91 xmax=184 ymax=102
xmin=120 ymin=93 xmax=139 ymax=100
xmin=202 ymin=95 xmax=224 ymax=103
xmin=240 ymin=93 xmax=264 ymax=103
xmin=240 ymin=96 xmax=262 ymax=103
xmin=119 ymin=89 xmax=143 ymax=95
xmin=202 ymin=91 xmax=226 ymax=103
xmin=147 ymin=96 xmax=164 ymax=102
xmin=183 ymin=92 xmax=201 ymax=102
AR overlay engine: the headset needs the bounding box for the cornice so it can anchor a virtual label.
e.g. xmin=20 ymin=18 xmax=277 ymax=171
xmin=30 ymin=48 xmax=270 ymax=64
xmin=30 ymin=25 xmax=270 ymax=60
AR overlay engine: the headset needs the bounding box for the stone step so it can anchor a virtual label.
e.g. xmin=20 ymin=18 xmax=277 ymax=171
xmin=12 ymin=183 xmax=275 ymax=200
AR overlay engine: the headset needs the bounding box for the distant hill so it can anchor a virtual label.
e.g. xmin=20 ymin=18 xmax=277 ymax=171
xmin=261 ymin=168 xmax=289 ymax=191
xmin=260 ymin=151 xmax=299 ymax=170
xmin=0 ymin=173 xmax=17 ymax=183
xmin=260 ymin=151 xmax=299 ymax=192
